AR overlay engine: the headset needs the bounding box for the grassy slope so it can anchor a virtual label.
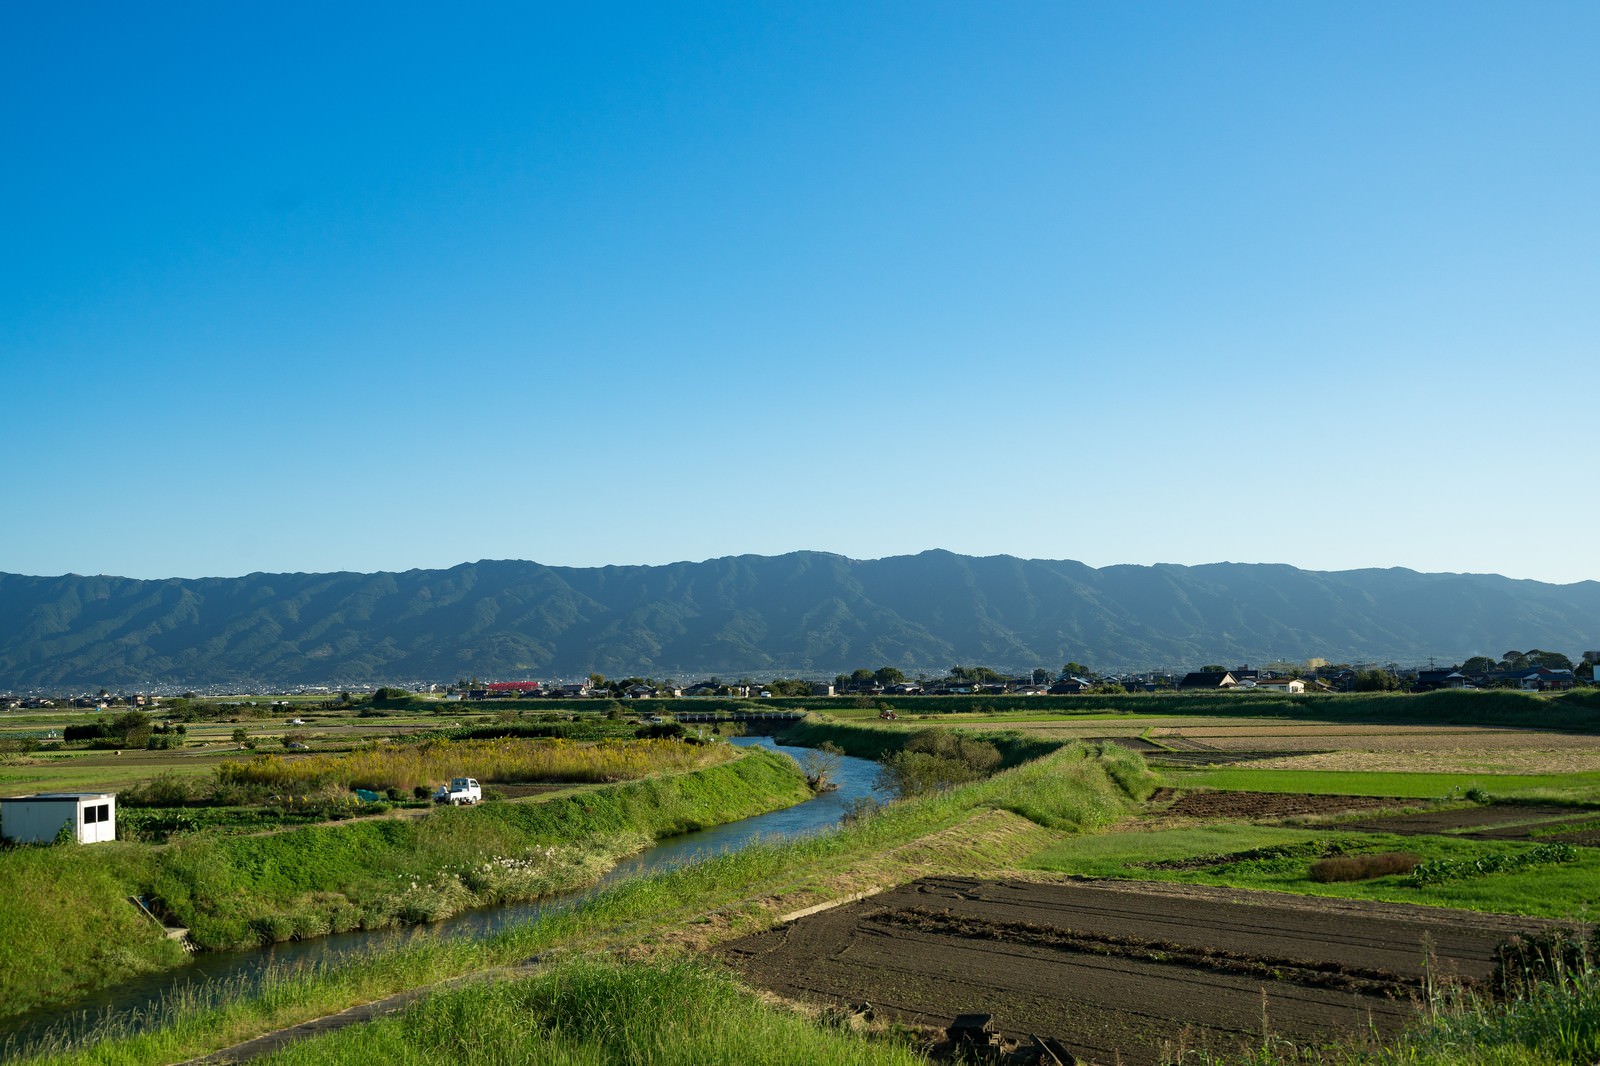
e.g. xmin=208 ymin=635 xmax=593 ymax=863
xmin=252 ymin=957 xmax=927 ymax=1066
xmin=0 ymin=844 xmax=188 ymax=1024
xmin=0 ymin=747 xmax=810 ymax=1022
xmin=12 ymin=743 xmax=1148 ymax=1065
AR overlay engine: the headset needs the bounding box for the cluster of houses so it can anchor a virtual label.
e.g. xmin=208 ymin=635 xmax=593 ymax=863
xmin=459 ymin=663 xmax=1586 ymax=700
xmin=1 ymin=693 xmax=158 ymax=711
xmin=1414 ymin=665 xmax=1577 ymax=692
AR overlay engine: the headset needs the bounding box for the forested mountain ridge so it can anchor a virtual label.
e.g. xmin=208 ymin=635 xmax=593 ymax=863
xmin=1 ymin=551 xmax=1596 ymax=689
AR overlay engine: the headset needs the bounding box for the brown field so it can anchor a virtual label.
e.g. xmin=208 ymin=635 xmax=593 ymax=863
xmin=1150 ymin=788 xmax=1407 ymax=820
xmin=1334 ymin=804 xmax=1600 ymax=840
xmin=718 ymin=876 xmax=1560 ymax=1066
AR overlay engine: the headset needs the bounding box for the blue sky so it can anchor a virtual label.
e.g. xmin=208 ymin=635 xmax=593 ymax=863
xmin=3 ymin=3 xmax=1596 ymax=584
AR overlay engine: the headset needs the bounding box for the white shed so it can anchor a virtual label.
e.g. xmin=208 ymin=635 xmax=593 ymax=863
xmin=0 ymin=793 xmax=117 ymax=844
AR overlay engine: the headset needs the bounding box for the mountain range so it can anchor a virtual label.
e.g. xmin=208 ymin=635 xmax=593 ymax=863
xmin=1 ymin=551 xmax=1596 ymax=690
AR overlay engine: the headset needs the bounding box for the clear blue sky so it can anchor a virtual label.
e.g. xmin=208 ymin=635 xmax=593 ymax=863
xmin=4 ymin=3 xmax=1596 ymax=584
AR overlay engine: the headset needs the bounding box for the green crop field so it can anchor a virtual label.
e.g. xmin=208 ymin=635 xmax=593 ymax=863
xmin=1162 ymin=766 xmax=1600 ymax=801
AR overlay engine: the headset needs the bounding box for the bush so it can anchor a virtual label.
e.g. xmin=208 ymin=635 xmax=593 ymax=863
xmin=1309 ymin=852 xmax=1421 ymax=882
xmin=902 ymin=729 xmax=1002 ymax=773
xmin=1409 ymin=843 xmax=1579 ymax=886
xmin=636 ymin=722 xmax=686 ymax=740
xmin=120 ymin=772 xmax=200 ymax=807
xmin=877 ymin=751 xmax=983 ymax=797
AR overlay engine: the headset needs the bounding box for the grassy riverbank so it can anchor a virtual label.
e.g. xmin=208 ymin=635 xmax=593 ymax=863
xmin=0 ymin=745 xmax=810 ymax=1022
xmin=253 ymin=956 xmax=927 ymax=1066
xmin=6 ymin=742 xmax=1149 ymax=1064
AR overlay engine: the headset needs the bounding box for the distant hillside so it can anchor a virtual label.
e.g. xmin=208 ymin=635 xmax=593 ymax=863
xmin=0 ymin=552 xmax=1596 ymax=690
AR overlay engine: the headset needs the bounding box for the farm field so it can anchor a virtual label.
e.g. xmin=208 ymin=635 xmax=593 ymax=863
xmin=717 ymin=875 xmax=1555 ymax=1066
xmin=7 ymin=692 xmax=1600 ymax=1065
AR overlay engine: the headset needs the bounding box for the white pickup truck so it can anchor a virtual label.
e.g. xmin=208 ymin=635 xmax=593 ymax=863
xmin=433 ymin=777 xmax=482 ymax=805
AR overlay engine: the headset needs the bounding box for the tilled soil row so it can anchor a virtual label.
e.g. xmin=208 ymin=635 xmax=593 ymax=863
xmin=1150 ymin=788 xmax=1405 ymax=819
xmin=871 ymin=906 xmax=1432 ymax=998
xmin=1337 ymin=804 xmax=1598 ymax=838
xmin=716 ymin=878 xmax=1560 ymax=1065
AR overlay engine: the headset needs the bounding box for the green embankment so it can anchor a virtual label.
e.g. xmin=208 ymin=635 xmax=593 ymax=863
xmin=252 ymin=956 xmax=926 ymax=1066
xmin=0 ymin=844 xmax=189 ymax=1025
xmin=0 ymin=747 xmax=810 ymax=1022
xmin=12 ymin=743 xmax=1149 ymax=1065
xmin=778 ymin=716 xmax=1063 ymax=766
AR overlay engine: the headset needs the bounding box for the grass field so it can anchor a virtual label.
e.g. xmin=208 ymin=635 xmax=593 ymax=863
xmin=1161 ymin=766 xmax=1600 ymax=802
xmin=1024 ymin=823 xmax=1600 ymax=918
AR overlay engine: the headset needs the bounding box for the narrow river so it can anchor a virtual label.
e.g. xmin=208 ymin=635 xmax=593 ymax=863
xmin=1 ymin=737 xmax=880 ymax=1053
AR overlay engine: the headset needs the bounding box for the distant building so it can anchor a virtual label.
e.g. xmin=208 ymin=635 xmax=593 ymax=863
xmin=1178 ymin=671 xmax=1238 ymax=690
xmin=485 ymin=681 xmax=543 ymax=697
xmin=1254 ymin=677 xmax=1307 ymax=694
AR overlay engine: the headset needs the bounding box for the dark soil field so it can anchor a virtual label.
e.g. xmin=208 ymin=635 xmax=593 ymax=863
xmin=1152 ymin=788 xmax=1403 ymax=820
xmin=1335 ymin=804 xmax=1600 ymax=841
xmin=716 ymin=877 xmax=1554 ymax=1066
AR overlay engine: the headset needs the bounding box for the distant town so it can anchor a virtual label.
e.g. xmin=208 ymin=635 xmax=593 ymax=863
xmin=4 ymin=648 xmax=1592 ymax=710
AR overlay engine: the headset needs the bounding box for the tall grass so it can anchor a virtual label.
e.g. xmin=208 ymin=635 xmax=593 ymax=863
xmin=0 ymin=748 xmax=811 ymax=1020
xmin=251 ymin=957 xmax=927 ymax=1066
xmin=1172 ymin=944 xmax=1600 ymax=1065
xmin=217 ymin=736 xmax=733 ymax=794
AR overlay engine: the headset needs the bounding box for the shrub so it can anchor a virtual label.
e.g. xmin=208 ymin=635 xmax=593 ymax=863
xmin=1309 ymin=852 xmax=1421 ymax=882
xmin=120 ymin=772 xmax=200 ymax=807
xmin=1408 ymin=843 xmax=1579 ymax=886
xmin=877 ymin=751 xmax=982 ymax=797
xmin=636 ymin=722 xmax=686 ymax=740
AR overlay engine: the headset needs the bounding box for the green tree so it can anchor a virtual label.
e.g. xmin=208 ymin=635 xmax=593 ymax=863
xmin=1524 ymin=649 xmax=1575 ymax=671
xmin=1461 ymin=656 xmax=1498 ymax=674
xmin=1351 ymin=669 xmax=1401 ymax=692
xmin=1062 ymin=662 xmax=1090 ymax=678
xmin=873 ymin=666 xmax=906 ymax=687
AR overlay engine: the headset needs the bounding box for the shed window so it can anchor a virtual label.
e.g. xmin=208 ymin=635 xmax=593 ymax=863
xmin=84 ymin=804 xmax=109 ymax=824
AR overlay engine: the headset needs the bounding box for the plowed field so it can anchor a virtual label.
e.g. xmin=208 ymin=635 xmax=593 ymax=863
xmin=1151 ymin=788 xmax=1404 ymax=820
xmin=717 ymin=877 xmax=1555 ymax=1066
xmin=1336 ymin=804 xmax=1600 ymax=841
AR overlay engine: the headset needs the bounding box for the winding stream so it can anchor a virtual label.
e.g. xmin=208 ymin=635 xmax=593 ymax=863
xmin=1 ymin=737 xmax=879 ymax=1052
